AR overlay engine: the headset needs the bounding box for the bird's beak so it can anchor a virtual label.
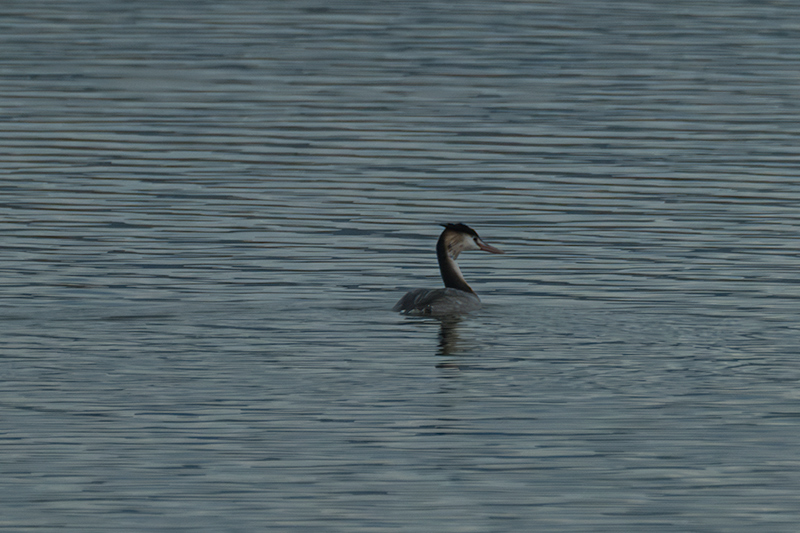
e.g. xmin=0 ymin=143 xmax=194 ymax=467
xmin=477 ymin=239 xmax=504 ymax=254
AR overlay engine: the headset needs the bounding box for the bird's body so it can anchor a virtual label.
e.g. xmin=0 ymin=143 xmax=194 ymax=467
xmin=393 ymin=223 xmax=503 ymax=315
xmin=392 ymin=287 xmax=482 ymax=315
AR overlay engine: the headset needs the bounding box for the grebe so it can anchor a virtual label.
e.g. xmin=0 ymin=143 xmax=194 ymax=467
xmin=393 ymin=223 xmax=504 ymax=315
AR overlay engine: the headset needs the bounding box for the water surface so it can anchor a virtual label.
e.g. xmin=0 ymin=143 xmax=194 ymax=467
xmin=3 ymin=1 xmax=800 ymax=531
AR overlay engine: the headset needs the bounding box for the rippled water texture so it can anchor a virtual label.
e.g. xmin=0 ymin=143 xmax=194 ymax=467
xmin=3 ymin=1 xmax=800 ymax=531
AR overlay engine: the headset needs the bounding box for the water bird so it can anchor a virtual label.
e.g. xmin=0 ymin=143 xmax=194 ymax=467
xmin=393 ymin=223 xmax=504 ymax=315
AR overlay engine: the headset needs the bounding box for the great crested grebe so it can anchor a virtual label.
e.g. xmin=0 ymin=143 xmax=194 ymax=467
xmin=393 ymin=223 xmax=504 ymax=315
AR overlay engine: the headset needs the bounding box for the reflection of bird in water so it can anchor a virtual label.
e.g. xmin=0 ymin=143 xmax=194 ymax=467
xmin=436 ymin=316 xmax=463 ymax=357
xmin=393 ymin=223 xmax=504 ymax=316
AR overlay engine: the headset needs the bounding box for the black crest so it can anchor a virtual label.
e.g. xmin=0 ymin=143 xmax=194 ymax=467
xmin=440 ymin=223 xmax=478 ymax=237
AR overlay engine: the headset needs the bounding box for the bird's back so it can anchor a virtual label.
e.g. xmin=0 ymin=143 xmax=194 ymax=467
xmin=392 ymin=287 xmax=481 ymax=315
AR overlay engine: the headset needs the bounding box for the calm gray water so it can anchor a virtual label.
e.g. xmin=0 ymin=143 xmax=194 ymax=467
xmin=3 ymin=1 xmax=800 ymax=531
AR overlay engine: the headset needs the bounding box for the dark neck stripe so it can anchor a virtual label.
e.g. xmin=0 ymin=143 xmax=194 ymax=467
xmin=436 ymin=233 xmax=474 ymax=293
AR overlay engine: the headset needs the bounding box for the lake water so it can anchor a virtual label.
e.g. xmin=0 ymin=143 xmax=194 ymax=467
xmin=3 ymin=0 xmax=800 ymax=531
